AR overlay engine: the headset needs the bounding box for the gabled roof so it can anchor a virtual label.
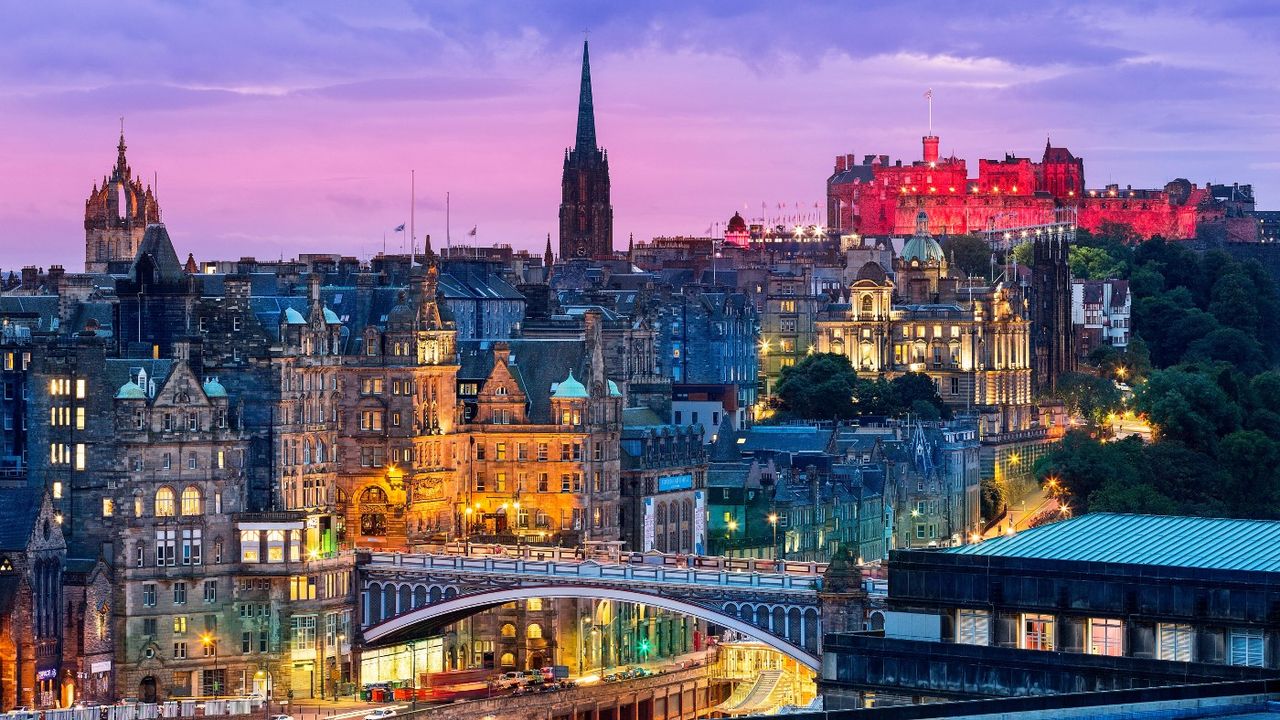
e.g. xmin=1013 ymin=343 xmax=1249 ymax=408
xmin=0 ymin=488 xmax=42 ymax=551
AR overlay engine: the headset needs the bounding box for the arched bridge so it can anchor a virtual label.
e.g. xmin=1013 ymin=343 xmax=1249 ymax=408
xmin=357 ymin=551 xmax=826 ymax=669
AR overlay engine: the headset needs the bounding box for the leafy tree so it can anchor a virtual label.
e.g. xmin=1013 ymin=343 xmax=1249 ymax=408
xmin=1069 ymin=246 xmax=1126 ymax=280
xmin=1183 ymin=328 xmax=1268 ymax=376
xmin=940 ymin=235 xmax=994 ymax=279
xmin=1011 ymin=242 xmax=1033 ymax=267
xmin=1055 ymin=372 xmax=1123 ymax=426
xmin=775 ymin=353 xmax=861 ymax=420
xmin=1034 ymin=431 xmax=1142 ymax=514
xmin=890 ymin=372 xmax=951 ymax=419
xmin=1134 ymin=368 xmax=1242 ymax=453
xmin=1219 ymin=431 xmax=1280 ymax=517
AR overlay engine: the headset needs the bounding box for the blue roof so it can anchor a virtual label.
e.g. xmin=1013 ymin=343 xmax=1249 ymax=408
xmin=946 ymin=513 xmax=1280 ymax=573
xmin=552 ymin=370 xmax=589 ymax=399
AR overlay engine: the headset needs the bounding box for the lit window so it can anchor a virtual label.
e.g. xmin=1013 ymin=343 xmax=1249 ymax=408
xmin=957 ymin=609 xmax=989 ymax=646
xmin=155 ymin=487 xmax=176 ymax=517
xmin=75 ymin=379 xmax=85 ymax=399
xmin=1021 ymin=613 xmax=1054 ymax=651
xmin=1088 ymin=618 xmax=1123 ymax=656
xmin=181 ymin=486 xmax=202 ymax=516
xmin=102 ymin=498 xmax=114 ymax=517
xmin=1158 ymin=623 xmax=1192 ymax=662
xmin=52 ymin=481 xmax=63 ymax=499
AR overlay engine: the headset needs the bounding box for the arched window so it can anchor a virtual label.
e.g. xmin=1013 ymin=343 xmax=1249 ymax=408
xmin=303 ymin=441 xmax=312 ymax=465
xmin=180 ymin=486 xmax=202 ymax=516
xmin=500 ymin=623 xmax=516 ymax=638
xmin=361 ymin=486 xmax=388 ymax=504
xmin=360 ymin=486 xmax=388 ymax=537
xmin=526 ymin=598 xmax=543 ymax=611
xmin=861 ymin=295 xmax=874 ymax=317
xmin=682 ymin=500 xmax=693 ymax=522
xmin=154 ymin=487 xmax=175 ymax=517
xmin=316 ymin=440 xmax=326 ymax=463
xmin=499 ymin=652 xmax=515 ymax=668
xmin=526 ymin=623 xmax=543 ymax=640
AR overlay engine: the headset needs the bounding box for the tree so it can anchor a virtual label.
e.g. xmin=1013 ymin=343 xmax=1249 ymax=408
xmin=1069 ymin=246 xmax=1126 ymax=280
xmin=890 ymin=372 xmax=951 ymax=419
xmin=1011 ymin=242 xmax=1033 ymax=268
xmin=775 ymin=353 xmax=861 ymax=419
xmin=1134 ymin=368 xmax=1242 ymax=453
xmin=1055 ymin=372 xmax=1123 ymax=426
xmin=940 ymin=235 xmax=993 ymax=278
xmin=1034 ymin=431 xmax=1142 ymax=514
xmin=1183 ymin=328 xmax=1268 ymax=376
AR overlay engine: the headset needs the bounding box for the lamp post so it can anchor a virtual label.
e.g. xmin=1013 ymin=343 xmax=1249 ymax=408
xmin=767 ymin=513 xmax=779 ymax=560
xmin=255 ymin=669 xmax=272 ymax=720
xmin=200 ymin=633 xmax=219 ymax=698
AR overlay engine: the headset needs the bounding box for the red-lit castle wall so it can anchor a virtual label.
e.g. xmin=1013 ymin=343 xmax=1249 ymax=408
xmin=828 ymin=137 xmax=1219 ymax=241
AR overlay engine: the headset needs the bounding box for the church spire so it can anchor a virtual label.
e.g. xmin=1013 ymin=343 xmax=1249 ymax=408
xmin=115 ymin=120 xmax=129 ymax=181
xmin=575 ymin=40 xmax=597 ymax=151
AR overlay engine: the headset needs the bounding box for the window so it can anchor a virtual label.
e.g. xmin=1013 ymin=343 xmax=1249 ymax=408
xmin=181 ymin=486 xmax=202 ymax=516
xmin=162 ymin=453 xmax=172 ymax=470
xmin=173 ymin=581 xmax=188 ymax=605
xmin=1158 ymin=623 xmax=1193 ymax=662
xmin=538 ymin=473 xmax=549 ymax=492
xmin=75 ymin=379 xmax=85 ymax=399
xmin=204 ymin=580 xmax=217 ymax=603
xmin=52 ymin=480 xmax=63 ymax=499
xmin=143 ymin=618 xmax=157 ymax=635
xmin=1089 ymin=618 xmax=1123 ymax=656
xmin=956 ymin=609 xmax=989 ymax=646
xmin=526 ymin=598 xmax=543 ymax=611
xmin=359 ymin=410 xmax=383 ymax=431
xmin=496 ymin=443 xmax=507 ymax=461
xmin=1021 ymin=613 xmax=1054 ymax=651
xmin=526 ymin=623 xmax=543 ymax=639
xmin=173 ymin=642 xmax=187 ymax=659
xmin=500 ymin=623 xmax=516 ymax=638
xmin=156 ymin=529 xmax=176 ymax=566
xmin=240 ymin=530 xmax=260 ymax=563
xmin=291 ymin=615 xmax=317 ymax=651
xmin=142 ymin=583 xmax=157 ymax=607
xmin=173 ymin=616 xmax=188 ymax=634
xmin=537 ymin=443 xmax=548 ymax=461
xmin=267 ymin=531 xmax=285 ymax=562
xmin=75 ymin=407 xmax=85 ymax=430
xmin=102 ymin=498 xmax=114 ymax=517
xmin=181 ymin=528 xmax=202 ymax=566
xmin=1230 ymin=628 xmax=1264 ymax=667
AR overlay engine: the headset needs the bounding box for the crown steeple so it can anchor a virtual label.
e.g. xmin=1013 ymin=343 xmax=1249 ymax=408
xmin=575 ymin=40 xmax=597 ymax=152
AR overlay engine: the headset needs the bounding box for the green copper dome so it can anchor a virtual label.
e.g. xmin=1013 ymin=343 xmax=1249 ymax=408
xmin=901 ymin=210 xmax=945 ymax=264
xmin=553 ymin=370 xmax=589 ymax=399
xmin=116 ymin=381 xmax=146 ymax=400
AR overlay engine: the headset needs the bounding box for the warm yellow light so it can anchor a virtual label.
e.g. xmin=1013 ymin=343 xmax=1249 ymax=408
xmin=200 ymin=632 xmax=214 ymax=647
xmin=464 ymin=507 xmax=474 ymax=515
xmin=727 ymin=520 xmax=738 ymax=531
xmin=1008 ymin=453 xmax=1020 ymax=465
xmin=767 ymin=513 xmax=778 ymax=525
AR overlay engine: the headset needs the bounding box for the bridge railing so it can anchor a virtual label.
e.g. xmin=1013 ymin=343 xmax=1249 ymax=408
xmin=414 ymin=541 xmax=828 ymax=576
xmin=365 ymin=551 xmax=824 ymax=591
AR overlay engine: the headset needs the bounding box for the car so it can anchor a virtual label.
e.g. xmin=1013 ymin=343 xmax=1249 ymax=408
xmin=270 ymin=715 xmax=295 ymax=720
xmin=495 ymin=671 xmax=523 ymax=689
xmin=363 ymin=709 xmax=397 ymax=720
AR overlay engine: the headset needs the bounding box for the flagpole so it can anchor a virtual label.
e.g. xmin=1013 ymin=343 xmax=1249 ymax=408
xmin=410 ymin=169 xmax=417 ymax=265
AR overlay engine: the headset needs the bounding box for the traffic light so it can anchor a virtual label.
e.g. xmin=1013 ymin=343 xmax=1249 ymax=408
xmin=638 ymin=638 xmax=650 ymax=655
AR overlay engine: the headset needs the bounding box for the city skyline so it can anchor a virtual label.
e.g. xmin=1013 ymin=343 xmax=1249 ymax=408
xmin=3 ymin=1 xmax=1279 ymax=268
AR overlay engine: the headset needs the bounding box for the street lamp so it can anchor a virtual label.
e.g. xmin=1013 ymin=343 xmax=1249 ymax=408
xmin=767 ymin=513 xmax=779 ymax=560
xmin=200 ymin=632 xmax=219 ymax=698
xmin=726 ymin=519 xmax=738 ymax=543
xmin=255 ymin=669 xmax=272 ymax=720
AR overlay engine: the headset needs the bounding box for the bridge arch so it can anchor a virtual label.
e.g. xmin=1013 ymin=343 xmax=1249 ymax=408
xmin=362 ymin=584 xmax=819 ymax=671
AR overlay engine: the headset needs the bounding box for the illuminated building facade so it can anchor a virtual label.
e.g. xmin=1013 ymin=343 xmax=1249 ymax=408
xmin=817 ymin=212 xmax=1034 ymax=435
xmin=828 ymin=135 xmax=1234 ymax=241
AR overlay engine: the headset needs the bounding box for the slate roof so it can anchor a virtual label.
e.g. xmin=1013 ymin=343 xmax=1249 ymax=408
xmin=0 ymin=487 xmax=41 ymax=550
xmin=946 ymin=513 xmax=1280 ymax=573
xmin=457 ymin=338 xmax=588 ymax=424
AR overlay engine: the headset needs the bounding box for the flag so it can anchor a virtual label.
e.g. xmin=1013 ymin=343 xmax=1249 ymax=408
xmin=394 ymin=223 xmax=405 ymax=232
xmin=924 ymin=88 xmax=932 ymax=99
xmin=468 ymin=226 xmax=477 ymax=237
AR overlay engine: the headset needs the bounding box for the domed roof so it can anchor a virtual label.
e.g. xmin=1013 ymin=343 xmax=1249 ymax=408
xmin=727 ymin=212 xmax=748 ymax=233
xmin=386 ymin=292 xmax=416 ymax=328
xmin=283 ymin=307 xmax=306 ymax=325
xmin=901 ymin=211 xmax=945 ymax=264
xmin=607 ymin=379 xmax=623 ymax=397
xmin=552 ymin=370 xmax=589 ymax=399
xmin=202 ymin=378 xmax=228 ymax=398
xmin=854 ymin=261 xmax=888 ymax=283
xmin=116 ymin=381 xmax=146 ymax=400
xmin=323 ymin=306 xmax=341 ymax=324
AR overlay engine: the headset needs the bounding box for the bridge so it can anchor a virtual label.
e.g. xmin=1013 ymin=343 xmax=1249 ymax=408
xmin=356 ymin=548 xmax=832 ymax=670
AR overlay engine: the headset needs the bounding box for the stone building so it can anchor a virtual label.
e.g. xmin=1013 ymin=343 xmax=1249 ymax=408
xmin=0 ymin=490 xmax=67 ymax=710
xmin=618 ymin=407 xmax=707 ymax=554
xmin=85 ymin=132 xmax=160 ymax=274
xmin=817 ymin=212 xmax=1034 ymax=435
xmin=559 ymin=40 xmax=613 ymax=261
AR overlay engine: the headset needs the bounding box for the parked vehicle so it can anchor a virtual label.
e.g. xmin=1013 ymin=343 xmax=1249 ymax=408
xmin=364 ymin=709 xmax=397 ymax=720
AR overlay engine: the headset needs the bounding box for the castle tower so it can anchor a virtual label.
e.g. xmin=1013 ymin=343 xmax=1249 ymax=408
xmin=922 ymin=135 xmax=940 ymax=164
xmin=84 ymin=130 xmax=159 ymax=273
xmin=559 ymin=40 xmax=614 ymax=260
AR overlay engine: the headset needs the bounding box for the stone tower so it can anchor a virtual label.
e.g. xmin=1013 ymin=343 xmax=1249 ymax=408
xmin=559 ymin=40 xmax=613 ymax=260
xmin=84 ymin=130 xmax=159 ymax=273
xmin=1030 ymin=226 xmax=1076 ymax=393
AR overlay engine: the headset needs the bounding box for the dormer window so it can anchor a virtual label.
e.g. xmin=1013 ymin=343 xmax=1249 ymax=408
xmin=495 ymin=387 xmax=508 ymax=396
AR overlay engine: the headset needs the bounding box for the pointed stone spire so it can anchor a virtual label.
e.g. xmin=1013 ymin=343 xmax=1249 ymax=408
xmin=114 ymin=125 xmax=130 ymax=182
xmin=627 ymin=232 xmax=634 ymax=261
xmin=575 ymin=40 xmax=597 ymax=151
xmin=183 ymin=253 xmax=198 ymax=274
xmin=544 ymin=233 xmax=554 ymax=268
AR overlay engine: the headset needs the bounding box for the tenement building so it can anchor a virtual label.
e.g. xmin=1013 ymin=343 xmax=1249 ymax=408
xmin=821 ymin=514 xmax=1280 ymax=708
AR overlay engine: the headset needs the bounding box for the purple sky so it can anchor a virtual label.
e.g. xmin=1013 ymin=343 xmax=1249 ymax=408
xmin=3 ymin=1 xmax=1279 ymax=269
